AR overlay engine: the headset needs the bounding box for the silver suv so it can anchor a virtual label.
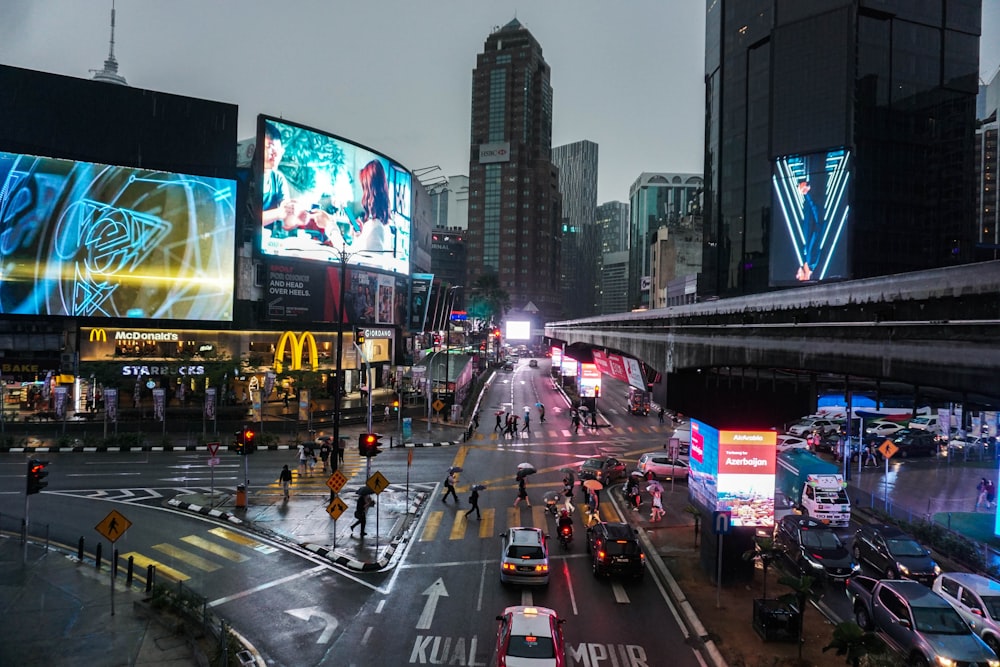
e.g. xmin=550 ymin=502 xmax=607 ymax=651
xmin=499 ymin=527 xmax=549 ymax=586
xmin=933 ymin=573 xmax=1000 ymax=655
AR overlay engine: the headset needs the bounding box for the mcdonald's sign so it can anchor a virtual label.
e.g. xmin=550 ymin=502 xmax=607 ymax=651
xmin=274 ymin=331 xmax=319 ymax=373
xmin=89 ymin=328 xmax=108 ymax=343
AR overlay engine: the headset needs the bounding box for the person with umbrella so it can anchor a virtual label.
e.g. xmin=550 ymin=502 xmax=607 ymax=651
xmin=514 ymin=475 xmax=531 ymax=508
xmin=465 ymin=484 xmax=484 ymax=520
xmin=562 ymin=476 xmax=575 ymax=514
xmin=351 ymin=490 xmax=375 ymax=537
xmin=442 ymin=467 xmax=461 ymax=504
xmin=650 ymin=490 xmax=665 ymax=522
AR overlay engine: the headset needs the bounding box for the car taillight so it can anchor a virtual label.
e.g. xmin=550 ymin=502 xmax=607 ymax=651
xmin=502 ymin=562 xmax=515 ymax=572
xmin=537 ymin=564 xmax=549 ymax=573
xmin=597 ymin=549 xmax=606 ymax=561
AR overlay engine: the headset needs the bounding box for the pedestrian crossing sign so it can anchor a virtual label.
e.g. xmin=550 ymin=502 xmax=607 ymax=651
xmin=327 ymin=496 xmax=348 ymax=520
xmin=367 ymin=471 xmax=390 ymax=494
xmin=95 ymin=509 xmax=132 ymax=543
xmin=878 ymin=439 xmax=898 ymax=459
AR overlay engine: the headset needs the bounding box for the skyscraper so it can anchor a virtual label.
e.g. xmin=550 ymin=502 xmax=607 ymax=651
xmin=552 ymin=140 xmax=599 ymax=319
xmin=702 ymin=1 xmax=982 ymax=297
xmin=466 ymin=19 xmax=563 ymax=324
xmin=975 ymin=69 xmax=998 ymax=260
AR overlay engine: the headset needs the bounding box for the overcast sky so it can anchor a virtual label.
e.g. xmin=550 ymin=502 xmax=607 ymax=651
xmin=2 ymin=1 xmax=998 ymax=204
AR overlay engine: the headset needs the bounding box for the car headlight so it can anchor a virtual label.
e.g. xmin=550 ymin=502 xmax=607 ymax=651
xmin=933 ymin=564 xmax=942 ymax=575
xmin=986 ymin=660 xmax=999 ymax=667
xmin=804 ymin=555 xmax=825 ymax=570
xmin=936 ymin=657 xmax=956 ymax=667
xmin=897 ymin=563 xmax=910 ymax=575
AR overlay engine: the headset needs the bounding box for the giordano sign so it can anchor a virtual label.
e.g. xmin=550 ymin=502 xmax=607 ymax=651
xmin=274 ymin=331 xmax=319 ymax=373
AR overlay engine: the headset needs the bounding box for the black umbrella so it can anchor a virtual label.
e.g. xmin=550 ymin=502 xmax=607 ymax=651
xmin=448 ymin=466 xmax=464 ymax=473
xmin=472 ymin=484 xmax=487 ymax=491
xmin=356 ymin=487 xmax=375 ymax=496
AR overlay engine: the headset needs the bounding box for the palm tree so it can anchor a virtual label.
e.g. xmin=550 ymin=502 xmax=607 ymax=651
xmin=778 ymin=573 xmax=821 ymax=660
xmin=823 ymin=621 xmax=886 ymax=667
xmin=742 ymin=535 xmax=785 ymax=599
xmin=467 ymin=273 xmax=511 ymax=330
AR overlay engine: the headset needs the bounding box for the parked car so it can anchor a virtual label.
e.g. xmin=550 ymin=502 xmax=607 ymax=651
xmin=636 ymin=453 xmax=689 ymax=481
xmin=579 ymin=457 xmax=626 ymax=483
xmin=773 ymin=515 xmax=858 ymax=582
xmin=586 ymin=522 xmax=645 ymax=579
xmin=890 ymin=429 xmax=940 ymax=458
xmin=933 ymin=572 xmax=1000 ymax=655
xmin=776 ymin=434 xmax=810 ymax=452
xmin=864 ymin=420 xmax=906 ymax=440
xmin=908 ymin=415 xmax=941 ymax=434
xmin=501 ymin=361 xmax=515 ymax=371
xmin=787 ymin=418 xmax=841 ymax=436
xmin=852 ymin=524 xmax=941 ymax=584
xmin=499 ymin=527 xmax=550 ymax=586
xmin=494 ymin=605 xmax=566 ymax=667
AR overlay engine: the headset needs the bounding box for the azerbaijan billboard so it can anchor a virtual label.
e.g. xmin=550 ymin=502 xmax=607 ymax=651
xmin=257 ymin=116 xmax=412 ymax=276
xmin=0 ymin=151 xmax=236 ymax=321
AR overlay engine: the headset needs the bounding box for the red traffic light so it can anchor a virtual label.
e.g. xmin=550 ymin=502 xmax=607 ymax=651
xmin=358 ymin=433 xmax=382 ymax=457
xmin=26 ymin=459 xmax=50 ymax=495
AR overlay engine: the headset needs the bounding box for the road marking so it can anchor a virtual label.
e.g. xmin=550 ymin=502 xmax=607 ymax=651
xmin=521 ymin=589 xmax=533 ymax=606
xmin=120 ymin=552 xmax=190 ymax=581
xmin=531 ymin=505 xmax=547 ymax=527
xmin=180 ymin=534 xmax=250 ymax=562
xmin=152 ymin=543 xmax=222 ymax=572
xmin=416 ymin=578 xmax=449 ymax=630
xmin=421 ymin=511 xmax=443 ymax=541
xmin=208 ymin=527 xmax=278 ymax=554
xmin=449 ymin=513 xmax=467 ymax=540
xmin=285 ymin=606 xmax=338 ymax=643
xmin=611 ymin=581 xmax=630 ymax=603
xmin=208 ymin=564 xmax=327 ymax=607
xmin=479 ymin=508 xmax=495 ymax=538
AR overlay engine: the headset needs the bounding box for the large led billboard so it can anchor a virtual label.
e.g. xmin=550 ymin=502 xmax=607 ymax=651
xmin=257 ymin=116 xmax=412 ymax=276
xmin=770 ymin=148 xmax=851 ymax=286
xmin=688 ymin=419 xmax=777 ymax=527
xmin=0 ymin=151 xmax=235 ymax=320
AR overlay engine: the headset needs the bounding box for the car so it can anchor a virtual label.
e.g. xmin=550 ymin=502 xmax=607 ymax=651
xmin=787 ymin=418 xmax=840 ymax=436
xmin=890 ymin=429 xmax=940 ymax=458
xmin=772 ymin=515 xmax=858 ymax=581
xmin=636 ymin=453 xmax=689 ymax=481
xmin=528 ymin=358 xmax=539 ymax=368
xmin=586 ymin=521 xmax=645 ymax=579
xmin=852 ymin=524 xmax=941 ymax=584
xmin=499 ymin=527 xmax=550 ymax=586
xmin=501 ymin=361 xmax=515 ymax=371
xmin=494 ymin=605 xmax=566 ymax=667
xmin=579 ymin=457 xmax=626 ymax=483
xmin=775 ymin=434 xmax=810 ymax=452
xmin=864 ymin=420 xmax=906 ymax=440
xmin=908 ymin=415 xmax=941 ymax=434
xmin=933 ymin=572 xmax=1000 ymax=655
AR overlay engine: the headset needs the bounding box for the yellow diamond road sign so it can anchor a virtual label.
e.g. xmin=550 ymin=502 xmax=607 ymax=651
xmin=432 ymin=399 xmax=445 ymax=412
xmin=326 ymin=496 xmax=348 ymax=520
xmin=367 ymin=471 xmax=390 ymax=494
xmin=878 ymin=439 xmax=899 ymax=460
xmin=95 ymin=509 xmax=132 ymax=543
xmin=326 ymin=470 xmax=347 ymax=493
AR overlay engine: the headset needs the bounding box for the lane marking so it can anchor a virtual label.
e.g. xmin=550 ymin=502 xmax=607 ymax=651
xmin=152 ymin=543 xmax=222 ymax=572
xmin=208 ymin=526 xmax=278 ymax=554
xmin=208 ymin=564 xmax=327 ymax=608
xmin=180 ymin=535 xmax=250 ymax=562
xmin=120 ymin=551 xmax=190 ymax=581
xmin=421 ymin=511 xmax=443 ymax=541
xmin=479 ymin=508 xmax=495 ymax=538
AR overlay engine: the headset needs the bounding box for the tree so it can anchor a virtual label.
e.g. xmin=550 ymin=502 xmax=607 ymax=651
xmin=823 ymin=621 xmax=886 ymax=667
xmin=467 ymin=273 xmax=510 ymax=330
xmin=778 ymin=574 xmax=821 ymax=660
xmin=742 ymin=535 xmax=785 ymax=599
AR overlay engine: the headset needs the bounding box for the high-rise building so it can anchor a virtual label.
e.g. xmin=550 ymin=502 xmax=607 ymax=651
xmin=701 ymin=1 xmax=982 ymax=297
xmin=466 ymin=19 xmax=563 ymax=324
xmin=428 ymin=176 xmax=470 ymax=231
xmin=975 ymin=69 xmax=999 ymax=260
xmin=600 ymin=251 xmax=630 ymax=315
xmin=552 ymin=140 xmax=599 ymax=319
xmin=597 ymin=201 xmax=630 ymax=255
xmin=627 ymin=173 xmax=702 ymax=309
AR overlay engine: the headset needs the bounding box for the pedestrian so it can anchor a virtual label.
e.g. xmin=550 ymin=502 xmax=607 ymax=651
xmin=442 ymin=470 xmax=459 ymax=503
xmin=279 ymin=464 xmax=293 ymax=500
xmin=283 ymin=393 xmax=290 ymax=409
xmin=495 ymin=412 xmax=503 ymax=432
xmin=562 ymin=477 xmax=575 ymax=513
xmin=472 ymin=410 xmax=480 ymax=429
xmin=465 ymin=487 xmax=481 ymax=520
xmin=384 ymin=404 xmax=391 ymax=421
xmin=522 ymin=414 xmax=530 ymax=432
xmin=658 ymin=407 xmax=665 ymax=424
xmin=513 ymin=476 xmax=531 ymax=507
xmin=539 ymin=404 xmax=546 ymax=423
xmin=571 ymin=413 xmax=580 ymax=433
xmin=297 ymin=443 xmax=308 ymax=477
xmin=512 ymin=415 xmax=520 ymax=436
xmin=987 ymin=479 xmax=996 ymax=510
xmin=865 ymin=442 xmax=878 ymax=467
xmin=586 ymin=489 xmax=601 ymax=525
xmin=350 ymin=495 xmax=375 ymax=536
xmin=590 ymin=410 xmax=598 ymax=428
xmin=650 ymin=491 xmax=665 ymax=521
xmin=319 ymin=440 xmax=331 ymax=472
xmin=304 ymin=442 xmax=316 ymax=473
xmin=976 ymin=478 xmax=988 ymax=511
xmin=337 ymin=437 xmax=346 ymax=465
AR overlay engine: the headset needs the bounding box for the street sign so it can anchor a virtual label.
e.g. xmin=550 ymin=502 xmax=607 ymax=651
xmin=432 ymin=399 xmax=445 ymax=413
xmin=879 ymin=439 xmax=899 ymax=459
xmin=207 ymin=457 xmax=220 ymax=467
xmin=326 ymin=470 xmax=347 ymax=493
xmin=95 ymin=509 xmax=132 ymax=543
xmin=712 ymin=510 xmax=732 ymax=535
xmin=326 ymin=496 xmax=348 ymax=520
xmin=668 ymin=437 xmax=680 ymax=458
xmin=207 ymin=441 xmax=220 ymax=456
xmin=367 ymin=471 xmax=390 ymax=494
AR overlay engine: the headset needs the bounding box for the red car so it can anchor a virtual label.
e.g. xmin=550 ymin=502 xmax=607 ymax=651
xmin=494 ymin=605 xmax=566 ymax=667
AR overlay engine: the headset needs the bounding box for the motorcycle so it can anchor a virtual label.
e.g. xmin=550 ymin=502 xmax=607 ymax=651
xmin=557 ymin=522 xmax=573 ymax=550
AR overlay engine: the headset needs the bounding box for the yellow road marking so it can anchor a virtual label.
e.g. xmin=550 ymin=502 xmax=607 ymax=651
xmin=480 ymin=508 xmax=495 ymax=538
xmin=449 ymin=513 xmax=467 ymax=540
xmin=180 ymin=535 xmax=250 ymax=562
xmin=506 ymin=506 xmax=520 ymax=528
xmin=207 ymin=527 xmax=278 ymax=554
xmin=531 ymin=505 xmax=548 ymax=529
xmin=421 ymin=510 xmax=443 ymax=541
xmin=152 ymin=543 xmax=222 ymax=572
xmin=120 ymin=552 xmax=190 ymax=581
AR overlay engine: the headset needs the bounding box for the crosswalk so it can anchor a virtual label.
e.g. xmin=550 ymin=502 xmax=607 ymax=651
xmin=259 ymin=452 xmax=367 ymax=494
xmin=419 ymin=503 xmax=621 ymax=543
xmin=470 ymin=423 xmax=670 ymax=441
xmin=119 ymin=526 xmax=277 ymax=582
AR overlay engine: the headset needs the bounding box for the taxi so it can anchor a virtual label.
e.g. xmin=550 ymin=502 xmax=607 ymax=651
xmin=494 ymin=605 xmax=566 ymax=666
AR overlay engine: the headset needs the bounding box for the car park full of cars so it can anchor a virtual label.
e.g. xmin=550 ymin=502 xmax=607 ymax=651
xmin=889 ymin=429 xmax=940 ymax=458
xmin=864 ymin=420 xmax=906 ymax=440
xmin=852 ymin=524 xmax=941 ymax=584
xmin=787 ymin=418 xmax=840 ymax=436
xmin=586 ymin=521 xmax=645 ymax=579
xmin=493 ymin=605 xmax=566 ymax=667
xmin=500 ymin=527 xmax=550 ymax=586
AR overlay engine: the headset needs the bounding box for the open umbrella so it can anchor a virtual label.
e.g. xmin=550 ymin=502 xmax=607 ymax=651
xmin=535 ymin=402 xmax=543 ymax=408
xmin=543 ymin=491 xmax=563 ymax=505
xmin=583 ymin=479 xmax=604 ymax=491
xmin=356 ymin=486 xmax=375 ymax=496
xmin=629 ymin=470 xmax=646 ymax=479
xmin=646 ymin=480 xmax=664 ymax=494
xmin=448 ymin=466 xmax=463 ymax=473
xmin=517 ymin=462 xmax=536 ymax=473
xmin=558 ymin=467 xmax=576 ymax=482
xmin=472 ymin=484 xmax=487 ymax=491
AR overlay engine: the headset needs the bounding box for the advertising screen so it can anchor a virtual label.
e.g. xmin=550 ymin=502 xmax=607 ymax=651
xmin=265 ymin=261 xmax=407 ymax=325
xmin=770 ymin=148 xmax=851 ymax=286
xmin=0 ymin=151 xmax=235 ymax=320
xmin=506 ymin=320 xmax=531 ymax=341
xmin=578 ymin=363 xmax=601 ymax=398
xmin=258 ymin=116 xmax=411 ymax=276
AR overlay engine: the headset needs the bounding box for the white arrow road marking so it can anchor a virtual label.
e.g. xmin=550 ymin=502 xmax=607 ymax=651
xmin=611 ymin=581 xmax=630 ymax=603
xmin=416 ymin=578 xmax=449 ymax=630
xmin=285 ymin=606 xmax=338 ymax=643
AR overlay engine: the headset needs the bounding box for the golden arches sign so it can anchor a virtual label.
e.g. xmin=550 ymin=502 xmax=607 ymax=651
xmin=274 ymin=331 xmax=319 ymax=373
xmin=89 ymin=329 xmax=108 ymax=343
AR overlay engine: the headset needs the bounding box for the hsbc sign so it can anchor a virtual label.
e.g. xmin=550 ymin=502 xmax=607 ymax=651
xmin=478 ymin=142 xmax=510 ymax=164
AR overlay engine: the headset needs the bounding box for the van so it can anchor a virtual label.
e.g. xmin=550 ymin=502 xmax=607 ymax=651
xmin=908 ymin=415 xmax=940 ymax=434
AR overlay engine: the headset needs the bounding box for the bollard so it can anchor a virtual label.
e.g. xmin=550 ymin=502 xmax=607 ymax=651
xmin=126 ymin=556 xmax=134 ymax=587
xmin=146 ymin=564 xmax=155 ymax=592
xmin=78 ymin=536 xmax=85 ymax=562
xmin=95 ymin=542 xmax=102 ymax=570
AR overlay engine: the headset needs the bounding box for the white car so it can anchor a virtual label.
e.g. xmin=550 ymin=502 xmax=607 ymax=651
xmin=908 ymin=415 xmax=940 ymax=433
xmin=864 ymin=420 xmax=906 ymax=438
xmin=637 ymin=453 xmax=689 ymax=481
xmin=776 ymin=434 xmax=810 ymax=452
xmin=932 ymin=573 xmax=1000 ymax=655
xmin=787 ymin=418 xmax=840 ymax=436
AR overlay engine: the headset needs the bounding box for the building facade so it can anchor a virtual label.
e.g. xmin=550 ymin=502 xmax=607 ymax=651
xmin=466 ymin=18 xmax=563 ymax=324
xmin=597 ymin=200 xmax=630 ymax=255
xmin=628 ymin=172 xmax=703 ymax=309
xmin=701 ymin=0 xmax=982 ymax=298
xmin=552 ymin=140 xmax=599 ymax=319
xmin=975 ymin=69 xmax=999 ymax=260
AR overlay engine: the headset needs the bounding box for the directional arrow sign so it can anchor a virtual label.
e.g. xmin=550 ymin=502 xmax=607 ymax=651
xmin=285 ymin=606 xmax=338 ymax=643
xmin=415 ymin=578 xmax=449 ymax=630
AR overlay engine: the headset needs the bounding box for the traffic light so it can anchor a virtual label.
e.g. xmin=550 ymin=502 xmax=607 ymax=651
xmin=243 ymin=427 xmax=256 ymax=454
xmin=26 ymin=459 xmax=49 ymax=495
xmin=392 ymin=399 xmax=399 ymax=413
xmin=355 ymin=328 xmax=365 ymax=346
xmin=232 ymin=429 xmax=246 ymax=455
xmin=358 ymin=432 xmax=382 ymax=457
